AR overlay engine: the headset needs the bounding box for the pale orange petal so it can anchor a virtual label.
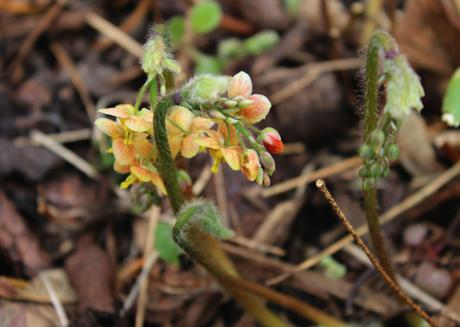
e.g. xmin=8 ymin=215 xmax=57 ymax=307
xmin=228 ymin=71 xmax=252 ymax=98
xmin=132 ymin=134 xmax=153 ymax=158
xmin=240 ymin=149 xmax=260 ymax=181
xmin=150 ymin=173 xmax=166 ymax=195
xmin=114 ymin=161 xmax=130 ymax=174
xmin=125 ymin=118 xmax=151 ymax=133
xmin=218 ymin=122 xmax=238 ymax=145
xmin=95 ymin=118 xmax=124 ymax=138
xmin=99 ymin=104 xmax=134 ymax=118
xmin=181 ymin=136 xmax=200 ymax=158
xmin=193 ymin=136 xmax=220 ymax=149
xmin=190 ymin=117 xmax=214 ymax=132
xmin=221 ymin=146 xmax=241 ymax=170
xmin=130 ymin=166 xmax=152 ymax=182
xmin=168 ymin=134 xmax=183 ymax=158
xmin=113 ymin=138 xmax=135 ymax=165
xmin=240 ymin=94 xmax=271 ymax=124
xmin=167 ymin=106 xmax=194 ymax=132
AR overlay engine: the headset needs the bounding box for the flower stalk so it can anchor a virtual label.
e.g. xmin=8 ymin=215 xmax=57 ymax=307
xmin=360 ymin=30 xmax=424 ymax=282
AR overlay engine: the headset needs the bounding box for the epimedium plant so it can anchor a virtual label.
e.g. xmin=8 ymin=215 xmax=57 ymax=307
xmin=358 ymin=31 xmax=425 ymax=281
xmin=95 ymin=26 xmax=347 ymax=327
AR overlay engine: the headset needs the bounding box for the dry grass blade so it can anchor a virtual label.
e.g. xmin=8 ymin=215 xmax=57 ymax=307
xmin=30 ymin=130 xmax=98 ymax=179
xmin=315 ymin=179 xmax=438 ymax=327
xmin=40 ymin=273 xmax=69 ymax=327
xmin=51 ymin=42 xmax=97 ymax=121
xmin=262 ymin=156 xmax=362 ymax=198
xmin=86 ymin=12 xmax=144 ymax=59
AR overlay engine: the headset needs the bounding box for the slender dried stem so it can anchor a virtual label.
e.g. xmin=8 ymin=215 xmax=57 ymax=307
xmin=316 ymin=179 xmax=438 ymax=327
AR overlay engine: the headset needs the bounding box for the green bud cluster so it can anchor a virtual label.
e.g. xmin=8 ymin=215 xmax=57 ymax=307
xmin=359 ymin=115 xmax=400 ymax=191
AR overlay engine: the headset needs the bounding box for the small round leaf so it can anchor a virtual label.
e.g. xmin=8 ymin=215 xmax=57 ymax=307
xmin=190 ymin=1 xmax=222 ymax=34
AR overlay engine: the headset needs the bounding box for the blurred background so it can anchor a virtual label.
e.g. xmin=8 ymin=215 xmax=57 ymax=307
xmin=1 ymin=0 xmax=460 ymax=326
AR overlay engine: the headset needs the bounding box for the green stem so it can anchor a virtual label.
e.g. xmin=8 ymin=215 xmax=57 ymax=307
xmin=134 ymin=80 xmax=150 ymax=112
xmin=363 ymin=31 xmax=397 ymax=282
xmin=174 ymin=208 xmax=346 ymax=327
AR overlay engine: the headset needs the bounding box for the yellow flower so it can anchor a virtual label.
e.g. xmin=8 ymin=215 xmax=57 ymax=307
xmin=166 ymin=106 xmax=214 ymax=158
xmin=95 ymin=118 xmax=153 ymax=166
xmin=120 ymin=164 xmax=166 ymax=194
xmin=99 ymin=104 xmax=153 ymax=133
xmin=195 ymin=122 xmax=242 ymax=172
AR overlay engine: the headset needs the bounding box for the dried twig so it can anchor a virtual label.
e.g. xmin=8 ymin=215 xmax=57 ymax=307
xmin=315 ymin=179 xmax=438 ymax=327
xmin=269 ymin=58 xmax=362 ymax=105
xmin=262 ymin=156 xmax=361 ymax=198
xmin=40 ymin=272 xmax=69 ymax=327
xmin=135 ymin=206 xmax=160 ymax=327
xmin=9 ymin=2 xmax=63 ymax=81
xmin=268 ymin=160 xmax=460 ymax=285
xmin=51 ymin=42 xmax=97 ymax=121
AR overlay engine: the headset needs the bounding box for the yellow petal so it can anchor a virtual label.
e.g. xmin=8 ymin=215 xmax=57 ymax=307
xmin=99 ymin=104 xmax=134 ymax=118
xmin=167 ymin=105 xmax=194 ymax=132
xmin=181 ymin=135 xmax=200 ymax=158
xmin=222 ymin=146 xmax=241 ymax=170
xmin=95 ymin=118 xmax=124 ymax=138
xmin=112 ymin=138 xmax=135 ymax=165
xmin=228 ymin=71 xmax=252 ymax=98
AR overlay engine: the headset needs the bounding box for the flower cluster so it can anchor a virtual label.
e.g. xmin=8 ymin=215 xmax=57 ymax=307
xmin=95 ymin=71 xmax=284 ymax=194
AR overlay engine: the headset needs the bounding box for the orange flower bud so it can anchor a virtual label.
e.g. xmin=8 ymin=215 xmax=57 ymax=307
xmin=239 ymin=94 xmax=271 ymax=124
xmin=259 ymin=127 xmax=284 ymax=154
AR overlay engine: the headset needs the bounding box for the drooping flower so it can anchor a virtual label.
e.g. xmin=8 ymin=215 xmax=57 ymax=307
xmin=95 ymin=118 xmax=153 ymax=166
xmin=121 ymin=164 xmax=166 ymax=194
xmin=259 ymin=127 xmax=284 ymax=154
xmin=195 ymin=122 xmax=242 ymax=172
xmin=240 ymin=149 xmax=261 ymax=181
xmin=99 ymin=104 xmax=153 ymax=133
xmin=227 ymin=72 xmax=272 ymax=124
xmin=166 ymin=106 xmax=214 ymax=158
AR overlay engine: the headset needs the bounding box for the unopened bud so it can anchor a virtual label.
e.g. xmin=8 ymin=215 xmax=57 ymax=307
xmin=209 ymin=109 xmax=226 ymax=120
xmin=370 ymin=129 xmax=385 ymax=149
xmin=224 ymin=100 xmax=238 ymax=108
xmin=259 ymin=151 xmax=276 ymax=175
xmin=259 ymin=127 xmax=284 ymax=154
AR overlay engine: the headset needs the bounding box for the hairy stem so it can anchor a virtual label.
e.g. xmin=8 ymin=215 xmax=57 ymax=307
xmin=363 ymin=31 xmax=397 ymax=281
xmin=174 ymin=214 xmax=346 ymax=327
xmin=153 ymin=96 xmax=184 ymax=213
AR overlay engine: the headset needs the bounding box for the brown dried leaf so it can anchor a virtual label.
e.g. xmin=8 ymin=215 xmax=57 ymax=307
xmin=396 ymin=0 xmax=460 ymax=75
xmin=65 ymin=240 xmax=115 ymax=313
xmin=0 ymin=191 xmax=51 ymax=276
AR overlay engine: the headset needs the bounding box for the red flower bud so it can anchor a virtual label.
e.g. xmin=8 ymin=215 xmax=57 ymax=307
xmin=260 ymin=128 xmax=284 ymax=154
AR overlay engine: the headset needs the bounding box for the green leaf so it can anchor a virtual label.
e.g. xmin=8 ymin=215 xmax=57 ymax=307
xmin=167 ymin=16 xmax=185 ymax=47
xmin=195 ymin=54 xmax=223 ymax=74
xmin=218 ymin=38 xmax=246 ymax=60
xmin=154 ymin=221 xmax=181 ymax=265
xmin=243 ymin=30 xmax=279 ymax=55
xmin=442 ymin=68 xmax=460 ymax=127
xmin=190 ymin=1 xmax=222 ymax=34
